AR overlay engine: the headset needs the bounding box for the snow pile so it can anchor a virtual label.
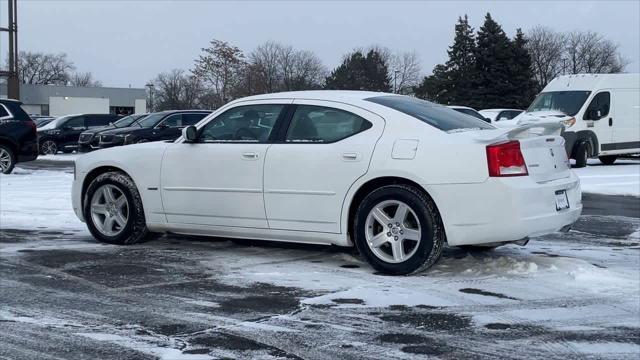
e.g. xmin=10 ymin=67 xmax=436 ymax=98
xmin=574 ymin=159 xmax=640 ymax=196
xmin=37 ymin=153 xmax=82 ymax=162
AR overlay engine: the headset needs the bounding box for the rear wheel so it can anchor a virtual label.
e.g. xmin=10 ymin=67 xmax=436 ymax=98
xmin=354 ymin=184 xmax=444 ymax=275
xmin=83 ymin=171 xmax=149 ymax=245
xmin=599 ymin=155 xmax=617 ymax=165
xmin=573 ymin=141 xmax=589 ymax=168
xmin=40 ymin=139 xmax=58 ymax=155
xmin=0 ymin=145 xmax=16 ymax=174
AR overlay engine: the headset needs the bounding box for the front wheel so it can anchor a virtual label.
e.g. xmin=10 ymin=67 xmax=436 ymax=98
xmin=83 ymin=171 xmax=149 ymax=245
xmin=573 ymin=141 xmax=589 ymax=168
xmin=599 ymin=155 xmax=617 ymax=165
xmin=40 ymin=139 xmax=58 ymax=155
xmin=0 ymin=145 xmax=16 ymax=174
xmin=354 ymin=184 xmax=444 ymax=275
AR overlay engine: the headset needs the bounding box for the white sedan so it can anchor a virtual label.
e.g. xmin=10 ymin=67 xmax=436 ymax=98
xmin=72 ymin=91 xmax=582 ymax=275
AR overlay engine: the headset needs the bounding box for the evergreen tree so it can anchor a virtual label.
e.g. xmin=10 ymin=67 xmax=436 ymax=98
xmin=510 ymin=29 xmax=538 ymax=108
xmin=444 ymin=15 xmax=477 ymax=104
xmin=325 ymin=50 xmax=391 ymax=91
xmin=471 ymin=13 xmax=517 ymax=109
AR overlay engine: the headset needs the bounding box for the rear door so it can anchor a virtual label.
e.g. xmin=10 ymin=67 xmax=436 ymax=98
xmin=263 ymin=100 xmax=384 ymax=233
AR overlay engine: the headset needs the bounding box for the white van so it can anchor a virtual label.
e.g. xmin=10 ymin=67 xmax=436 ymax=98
xmin=520 ymin=73 xmax=639 ymax=167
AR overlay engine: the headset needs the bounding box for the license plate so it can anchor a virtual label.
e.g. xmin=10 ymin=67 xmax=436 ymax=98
xmin=555 ymin=190 xmax=570 ymax=211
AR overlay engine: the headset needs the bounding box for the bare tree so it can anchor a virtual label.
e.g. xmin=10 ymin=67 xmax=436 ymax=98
xmin=192 ymin=39 xmax=246 ymax=107
xmin=390 ymin=51 xmax=422 ymax=94
xmin=14 ymin=51 xmax=75 ymax=85
xmin=249 ymin=41 xmax=283 ymax=93
xmin=151 ymin=69 xmax=204 ymax=110
xmin=525 ymin=26 xmax=565 ymax=91
xmin=69 ymin=71 xmax=102 ymax=87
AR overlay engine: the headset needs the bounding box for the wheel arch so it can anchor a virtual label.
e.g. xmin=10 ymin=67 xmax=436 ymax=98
xmin=81 ymin=165 xmax=136 ymax=209
xmin=0 ymin=137 xmax=18 ymax=154
xmin=344 ymin=176 xmax=445 ymax=244
xmin=574 ymin=130 xmax=599 ymax=158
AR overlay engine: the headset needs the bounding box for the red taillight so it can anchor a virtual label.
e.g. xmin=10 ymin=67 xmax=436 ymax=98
xmin=486 ymin=140 xmax=528 ymax=177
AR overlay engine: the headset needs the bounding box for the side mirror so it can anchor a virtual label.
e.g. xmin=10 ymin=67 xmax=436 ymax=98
xmin=157 ymin=123 xmax=168 ymax=129
xmin=485 ymin=117 xmax=492 ymax=123
xmin=587 ymin=109 xmax=600 ymax=120
xmin=182 ymin=125 xmax=197 ymax=142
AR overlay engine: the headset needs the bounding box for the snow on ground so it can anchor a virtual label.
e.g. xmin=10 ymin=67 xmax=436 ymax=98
xmin=573 ymin=158 xmax=640 ymax=196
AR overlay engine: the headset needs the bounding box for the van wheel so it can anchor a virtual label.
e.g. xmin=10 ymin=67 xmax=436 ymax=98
xmin=354 ymin=184 xmax=444 ymax=275
xmin=573 ymin=142 xmax=589 ymax=168
xmin=83 ymin=171 xmax=149 ymax=245
xmin=0 ymin=145 xmax=16 ymax=174
xmin=599 ymin=155 xmax=617 ymax=165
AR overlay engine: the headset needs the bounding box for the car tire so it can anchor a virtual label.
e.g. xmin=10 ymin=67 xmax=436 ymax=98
xmin=83 ymin=171 xmax=150 ymax=245
xmin=599 ymin=155 xmax=617 ymax=165
xmin=573 ymin=141 xmax=589 ymax=168
xmin=0 ymin=144 xmax=16 ymax=174
xmin=354 ymin=184 xmax=444 ymax=275
xmin=40 ymin=139 xmax=58 ymax=155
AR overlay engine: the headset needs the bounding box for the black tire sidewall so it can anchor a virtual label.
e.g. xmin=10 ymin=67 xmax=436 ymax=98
xmin=354 ymin=185 xmax=439 ymax=275
xmin=83 ymin=172 xmax=146 ymax=245
xmin=0 ymin=144 xmax=15 ymax=174
xmin=574 ymin=142 xmax=589 ymax=168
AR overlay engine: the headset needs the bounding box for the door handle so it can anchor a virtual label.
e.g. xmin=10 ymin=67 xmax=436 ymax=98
xmin=342 ymin=152 xmax=359 ymax=160
xmin=609 ymin=117 xmax=613 ymax=126
xmin=242 ymin=152 xmax=259 ymax=160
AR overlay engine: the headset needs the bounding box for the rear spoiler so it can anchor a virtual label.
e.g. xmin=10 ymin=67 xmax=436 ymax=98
xmin=475 ymin=122 xmax=564 ymax=143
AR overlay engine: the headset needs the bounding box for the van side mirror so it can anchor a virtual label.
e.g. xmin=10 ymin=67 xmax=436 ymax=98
xmin=182 ymin=125 xmax=197 ymax=142
xmin=587 ymin=109 xmax=601 ymax=120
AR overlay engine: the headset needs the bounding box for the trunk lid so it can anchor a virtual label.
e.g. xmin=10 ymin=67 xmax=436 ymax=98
xmin=469 ymin=123 xmax=571 ymax=183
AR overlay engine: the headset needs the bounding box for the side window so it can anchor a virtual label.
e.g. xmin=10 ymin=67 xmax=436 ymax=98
xmin=286 ymin=105 xmax=372 ymax=143
xmin=183 ymin=113 xmax=208 ymax=126
xmin=64 ymin=116 xmax=85 ymax=129
xmin=585 ymin=92 xmax=610 ymax=120
xmin=199 ymin=104 xmax=285 ymax=143
xmin=161 ymin=114 xmax=182 ymax=128
xmin=87 ymin=115 xmax=110 ymax=127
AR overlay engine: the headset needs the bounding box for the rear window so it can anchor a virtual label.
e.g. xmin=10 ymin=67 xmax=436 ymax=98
xmin=365 ymin=96 xmax=494 ymax=132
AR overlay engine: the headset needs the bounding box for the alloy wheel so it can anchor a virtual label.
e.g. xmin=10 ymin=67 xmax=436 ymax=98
xmin=365 ymin=200 xmax=421 ymax=263
xmin=0 ymin=148 xmax=12 ymax=173
xmin=41 ymin=140 xmax=57 ymax=155
xmin=90 ymin=184 xmax=129 ymax=237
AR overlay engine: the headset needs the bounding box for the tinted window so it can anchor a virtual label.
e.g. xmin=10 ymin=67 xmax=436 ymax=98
xmin=63 ymin=117 xmax=85 ymax=129
xmin=527 ymin=91 xmax=591 ymax=116
xmin=286 ymin=105 xmax=372 ymax=143
xmin=114 ymin=114 xmax=142 ymax=128
xmin=161 ymin=114 xmax=182 ymax=127
xmin=183 ymin=113 xmax=208 ymax=126
xmin=584 ymin=92 xmax=610 ymax=120
xmin=199 ymin=104 xmax=285 ymax=142
xmin=137 ymin=113 xmax=166 ymax=128
xmin=0 ymin=105 xmax=9 ymax=118
xmin=86 ymin=115 xmax=112 ymax=127
xmin=498 ymin=110 xmax=523 ymax=120
xmin=366 ymin=96 xmax=493 ymax=132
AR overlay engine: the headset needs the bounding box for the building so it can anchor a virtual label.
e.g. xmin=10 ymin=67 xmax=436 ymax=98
xmin=0 ymin=83 xmax=147 ymax=116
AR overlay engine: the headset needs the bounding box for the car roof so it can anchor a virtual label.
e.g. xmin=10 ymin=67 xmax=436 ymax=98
xmin=236 ymin=90 xmax=397 ymax=103
xmin=0 ymin=98 xmax=22 ymax=104
xmin=160 ymin=109 xmax=213 ymax=114
xmin=480 ymin=108 xmax=523 ymax=112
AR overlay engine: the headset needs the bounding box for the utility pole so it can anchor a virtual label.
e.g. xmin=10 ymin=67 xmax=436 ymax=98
xmin=1 ymin=0 xmax=19 ymax=99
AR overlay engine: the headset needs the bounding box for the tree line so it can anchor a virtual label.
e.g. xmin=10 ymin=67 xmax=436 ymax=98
xmin=10 ymin=12 xmax=627 ymax=111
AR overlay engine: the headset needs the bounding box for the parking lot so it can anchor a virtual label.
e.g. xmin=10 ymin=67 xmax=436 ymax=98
xmin=0 ymin=157 xmax=638 ymax=359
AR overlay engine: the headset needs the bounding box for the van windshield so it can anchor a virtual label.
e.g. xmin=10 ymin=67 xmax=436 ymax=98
xmin=527 ymin=91 xmax=591 ymax=116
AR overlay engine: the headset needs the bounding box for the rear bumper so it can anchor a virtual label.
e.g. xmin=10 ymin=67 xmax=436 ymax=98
xmin=427 ymin=172 xmax=582 ymax=246
xmin=17 ymin=140 xmax=38 ymax=162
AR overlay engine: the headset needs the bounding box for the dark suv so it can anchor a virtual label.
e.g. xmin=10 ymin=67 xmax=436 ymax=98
xmin=0 ymin=99 xmax=38 ymax=174
xmin=78 ymin=113 xmax=148 ymax=153
xmin=98 ymin=110 xmax=211 ymax=149
xmin=38 ymin=114 xmax=121 ymax=154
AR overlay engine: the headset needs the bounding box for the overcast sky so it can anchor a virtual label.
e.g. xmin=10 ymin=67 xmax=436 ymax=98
xmin=1 ymin=0 xmax=639 ymax=88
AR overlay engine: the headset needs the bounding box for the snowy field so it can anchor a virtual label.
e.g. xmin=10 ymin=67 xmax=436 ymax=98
xmin=1 ymin=160 xmax=639 ymax=359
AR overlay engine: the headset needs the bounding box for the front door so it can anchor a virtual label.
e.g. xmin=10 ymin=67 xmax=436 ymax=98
xmin=160 ymin=103 xmax=287 ymax=228
xmin=263 ymin=100 xmax=384 ymax=233
xmin=583 ymin=91 xmax=614 ymax=151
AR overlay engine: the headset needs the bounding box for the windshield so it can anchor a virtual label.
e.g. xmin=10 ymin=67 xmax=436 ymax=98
xmin=527 ymin=91 xmax=591 ymax=116
xmin=136 ymin=113 xmax=166 ymax=128
xmin=366 ymin=96 xmax=494 ymax=132
xmin=114 ymin=114 xmax=146 ymax=128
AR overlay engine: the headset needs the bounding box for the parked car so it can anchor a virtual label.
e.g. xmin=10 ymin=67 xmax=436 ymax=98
xmin=72 ymin=91 xmax=581 ymax=275
xmin=38 ymin=114 xmax=122 ymax=155
xmin=31 ymin=115 xmax=56 ymax=128
xmin=447 ymin=105 xmax=490 ymax=122
xmin=479 ymin=109 xmax=524 ymax=123
xmin=515 ymin=73 xmax=640 ymax=167
xmin=0 ymin=99 xmax=39 ymax=174
xmin=97 ymin=110 xmax=211 ymax=149
xmin=78 ymin=113 xmax=149 ymax=153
